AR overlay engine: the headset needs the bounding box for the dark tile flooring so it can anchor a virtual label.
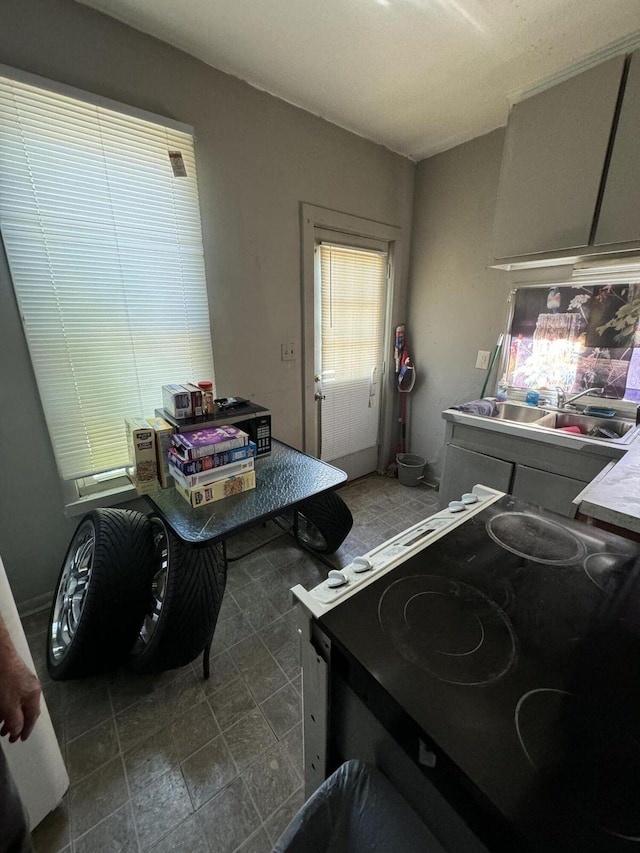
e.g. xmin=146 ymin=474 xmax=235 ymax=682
xmin=23 ymin=474 xmax=438 ymax=853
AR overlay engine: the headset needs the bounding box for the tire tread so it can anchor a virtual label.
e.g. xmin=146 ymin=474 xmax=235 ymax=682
xmin=129 ymin=516 xmax=226 ymax=674
xmin=296 ymin=492 xmax=353 ymax=554
xmin=47 ymin=509 xmax=154 ymax=680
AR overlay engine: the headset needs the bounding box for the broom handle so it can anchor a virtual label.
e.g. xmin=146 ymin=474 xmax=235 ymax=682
xmin=480 ymin=336 xmax=503 ymax=398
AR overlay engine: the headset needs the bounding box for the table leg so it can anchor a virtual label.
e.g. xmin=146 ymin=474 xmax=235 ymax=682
xmin=202 ymin=539 xmax=228 ymax=679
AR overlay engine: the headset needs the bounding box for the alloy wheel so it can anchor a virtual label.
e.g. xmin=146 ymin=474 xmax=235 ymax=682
xmin=50 ymin=518 xmax=95 ymax=662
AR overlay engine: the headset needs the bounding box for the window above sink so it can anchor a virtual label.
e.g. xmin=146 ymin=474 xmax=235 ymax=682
xmin=500 ymin=281 xmax=640 ymax=408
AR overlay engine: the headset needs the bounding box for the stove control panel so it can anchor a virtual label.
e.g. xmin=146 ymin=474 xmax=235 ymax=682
xmin=292 ymin=484 xmax=505 ymax=618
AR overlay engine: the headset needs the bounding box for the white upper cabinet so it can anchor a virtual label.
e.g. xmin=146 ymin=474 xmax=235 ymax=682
xmin=594 ymin=50 xmax=640 ymax=246
xmin=493 ymin=55 xmax=626 ymax=262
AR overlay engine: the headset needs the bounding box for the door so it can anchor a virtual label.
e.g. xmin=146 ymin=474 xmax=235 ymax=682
xmin=594 ymin=50 xmax=640 ymax=246
xmin=314 ymin=240 xmax=389 ymax=479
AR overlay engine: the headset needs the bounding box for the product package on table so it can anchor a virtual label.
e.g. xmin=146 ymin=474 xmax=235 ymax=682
xmin=125 ymin=417 xmax=158 ymax=494
xmin=171 ymin=425 xmax=249 ymax=460
xmin=170 ymin=457 xmax=255 ymax=490
xmin=174 ymin=470 xmax=256 ymax=507
xmin=167 ymin=441 xmax=256 ymax=475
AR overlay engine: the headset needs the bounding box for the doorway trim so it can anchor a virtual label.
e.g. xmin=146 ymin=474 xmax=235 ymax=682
xmin=300 ymin=203 xmax=404 ymax=473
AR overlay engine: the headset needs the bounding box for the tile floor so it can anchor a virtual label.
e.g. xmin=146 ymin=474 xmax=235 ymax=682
xmin=23 ymin=474 xmax=438 ymax=853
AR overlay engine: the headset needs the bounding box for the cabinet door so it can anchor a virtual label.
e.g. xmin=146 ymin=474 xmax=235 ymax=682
xmin=493 ymin=55 xmax=625 ymax=260
xmin=595 ymin=51 xmax=640 ymax=246
xmin=438 ymin=445 xmax=514 ymax=509
xmin=511 ymin=465 xmax=588 ymax=518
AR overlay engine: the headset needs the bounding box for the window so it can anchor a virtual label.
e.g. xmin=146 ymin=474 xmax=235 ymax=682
xmin=317 ymin=242 xmax=388 ymax=462
xmin=0 ymin=69 xmax=214 ymax=486
xmin=504 ymin=282 xmax=640 ymax=400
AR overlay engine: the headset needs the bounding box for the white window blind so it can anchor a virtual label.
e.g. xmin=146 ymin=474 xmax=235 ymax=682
xmin=318 ymin=243 xmax=387 ymax=462
xmin=0 ymin=73 xmax=215 ymax=481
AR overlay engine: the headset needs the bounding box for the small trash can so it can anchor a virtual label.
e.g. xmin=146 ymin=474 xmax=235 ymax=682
xmin=396 ymin=453 xmax=426 ymax=487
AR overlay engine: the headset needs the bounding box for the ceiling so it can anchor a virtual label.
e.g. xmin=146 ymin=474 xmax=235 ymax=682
xmin=77 ymin=0 xmax=640 ymax=161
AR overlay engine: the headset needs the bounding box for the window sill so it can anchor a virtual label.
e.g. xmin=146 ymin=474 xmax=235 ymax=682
xmin=64 ymin=481 xmax=138 ymax=518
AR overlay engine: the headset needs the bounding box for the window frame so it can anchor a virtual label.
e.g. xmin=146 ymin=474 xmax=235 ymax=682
xmin=0 ymin=65 xmax=213 ymax=513
xmin=497 ymin=280 xmax=640 ymax=417
xmin=301 ymin=203 xmax=405 ymax=475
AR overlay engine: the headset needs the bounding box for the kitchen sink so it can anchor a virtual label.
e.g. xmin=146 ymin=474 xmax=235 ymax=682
xmin=494 ymin=402 xmax=547 ymax=423
xmin=534 ymin=411 xmax=636 ymax=441
xmin=491 ymin=401 xmax=638 ymax=443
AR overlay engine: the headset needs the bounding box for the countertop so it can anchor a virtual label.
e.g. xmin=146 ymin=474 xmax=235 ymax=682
xmin=574 ymin=441 xmax=640 ymax=533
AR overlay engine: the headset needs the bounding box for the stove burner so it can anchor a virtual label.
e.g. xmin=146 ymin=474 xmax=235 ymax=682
xmin=515 ymin=687 xmax=570 ymax=769
xmin=486 ymin=512 xmax=586 ymax=565
xmin=584 ymin=552 xmax=633 ymax=594
xmin=378 ymin=574 xmax=517 ymax=685
xmin=515 ymin=688 xmax=640 ymax=842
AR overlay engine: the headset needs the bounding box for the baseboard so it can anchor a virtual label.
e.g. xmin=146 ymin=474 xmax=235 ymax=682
xmin=423 ymin=474 xmax=440 ymax=490
xmin=18 ymin=592 xmax=53 ymax=618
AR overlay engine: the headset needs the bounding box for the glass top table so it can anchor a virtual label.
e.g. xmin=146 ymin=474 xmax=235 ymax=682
xmin=146 ymin=439 xmax=347 ymax=544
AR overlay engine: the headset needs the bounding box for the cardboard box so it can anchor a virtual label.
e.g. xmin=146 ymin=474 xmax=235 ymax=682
xmin=183 ymin=383 xmax=204 ymax=418
xmin=125 ymin=417 xmax=157 ymax=493
xmin=167 ymin=441 xmax=256 ymax=475
xmin=169 ymin=457 xmax=254 ymax=490
xmin=162 ymin=384 xmax=192 ymax=419
xmin=173 ymin=470 xmax=256 ymax=507
xmin=171 ymin=425 xmax=248 ymax=461
xmin=147 ymin=416 xmax=174 ymax=488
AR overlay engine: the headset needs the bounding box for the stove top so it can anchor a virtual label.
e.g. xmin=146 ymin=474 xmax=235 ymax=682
xmin=313 ymin=492 xmax=640 ymax=851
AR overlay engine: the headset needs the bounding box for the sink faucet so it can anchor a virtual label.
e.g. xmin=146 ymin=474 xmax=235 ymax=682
xmin=557 ymin=387 xmax=603 ymax=409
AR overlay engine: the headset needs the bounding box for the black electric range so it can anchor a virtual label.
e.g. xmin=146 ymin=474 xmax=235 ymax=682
xmin=315 ymin=492 xmax=640 ymax=852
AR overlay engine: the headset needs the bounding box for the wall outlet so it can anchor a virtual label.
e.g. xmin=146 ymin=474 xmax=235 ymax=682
xmin=281 ymin=342 xmax=296 ymax=361
xmin=475 ymin=350 xmax=491 ymax=370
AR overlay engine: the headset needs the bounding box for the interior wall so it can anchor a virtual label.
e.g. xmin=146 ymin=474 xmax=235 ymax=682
xmin=407 ymin=129 xmax=512 ymax=480
xmin=0 ymin=0 xmax=414 ymax=605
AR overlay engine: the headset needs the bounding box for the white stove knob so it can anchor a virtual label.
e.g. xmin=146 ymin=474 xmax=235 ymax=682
xmin=461 ymin=493 xmax=479 ymax=504
xmin=352 ymin=557 xmax=372 ymax=573
xmin=327 ymin=570 xmax=348 ymax=588
xmin=448 ymin=501 xmax=466 ymax=512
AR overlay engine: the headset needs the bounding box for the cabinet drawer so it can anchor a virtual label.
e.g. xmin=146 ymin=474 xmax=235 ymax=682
xmin=511 ymin=465 xmax=586 ymax=518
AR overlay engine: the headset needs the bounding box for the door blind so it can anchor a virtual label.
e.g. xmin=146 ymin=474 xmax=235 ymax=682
xmin=319 ymin=243 xmax=387 ymax=462
xmin=0 ymin=73 xmax=214 ymax=481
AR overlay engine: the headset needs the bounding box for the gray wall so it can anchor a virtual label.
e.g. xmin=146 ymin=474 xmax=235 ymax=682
xmin=406 ymin=128 xmax=576 ymax=481
xmin=407 ymin=130 xmax=512 ymax=480
xmin=0 ymin=0 xmax=415 ymax=605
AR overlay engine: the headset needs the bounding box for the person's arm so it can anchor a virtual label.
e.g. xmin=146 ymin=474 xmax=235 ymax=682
xmin=0 ymin=615 xmax=41 ymax=743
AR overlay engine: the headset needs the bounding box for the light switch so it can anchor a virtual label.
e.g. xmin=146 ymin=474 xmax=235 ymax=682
xmin=475 ymin=350 xmax=490 ymax=370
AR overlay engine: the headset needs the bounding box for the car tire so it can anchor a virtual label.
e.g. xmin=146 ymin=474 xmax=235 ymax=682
xmin=47 ymin=508 xmax=154 ymax=681
xmin=129 ymin=514 xmax=227 ymax=674
xmin=295 ymin=492 xmax=353 ymax=555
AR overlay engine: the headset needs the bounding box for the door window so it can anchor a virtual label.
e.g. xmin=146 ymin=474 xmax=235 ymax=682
xmin=317 ymin=242 xmax=388 ymax=462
